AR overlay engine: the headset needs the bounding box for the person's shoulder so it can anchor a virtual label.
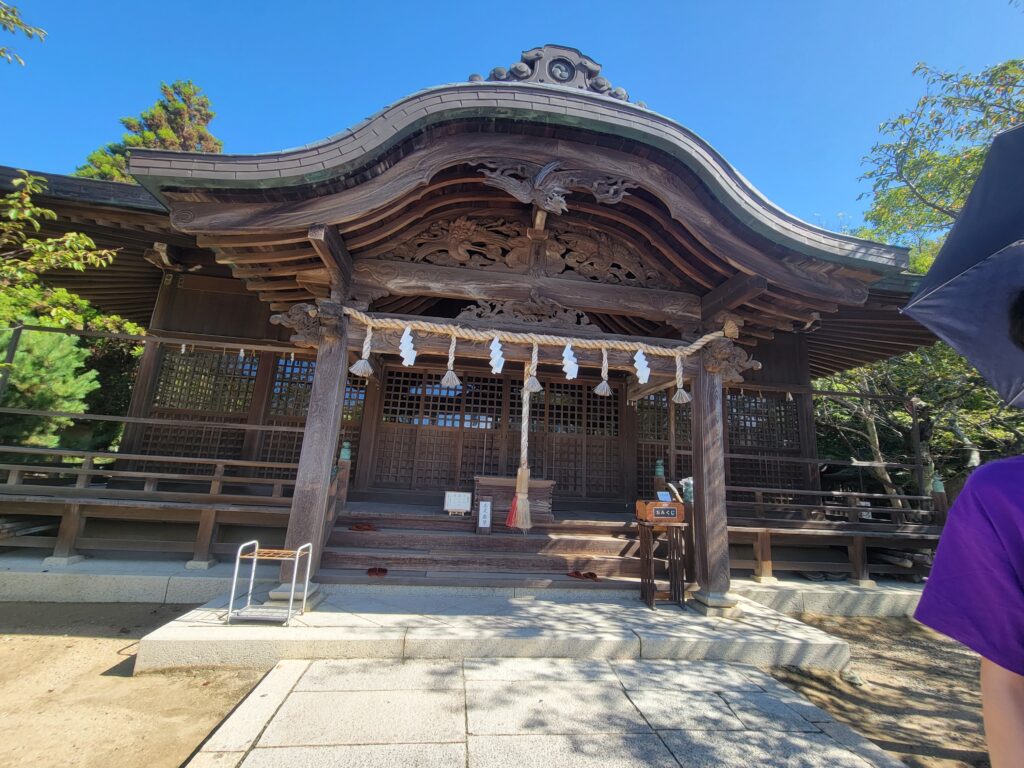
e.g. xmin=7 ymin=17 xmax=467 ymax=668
xmin=961 ymin=456 xmax=1024 ymax=506
xmin=968 ymin=455 xmax=1024 ymax=486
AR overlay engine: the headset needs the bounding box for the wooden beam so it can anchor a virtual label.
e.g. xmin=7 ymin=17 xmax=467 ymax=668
xmin=317 ymin=259 xmax=702 ymax=324
xmin=626 ymin=376 xmax=675 ymax=402
xmin=701 ymin=274 xmax=768 ymax=322
xmin=307 ymin=224 xmax=353 ymax=296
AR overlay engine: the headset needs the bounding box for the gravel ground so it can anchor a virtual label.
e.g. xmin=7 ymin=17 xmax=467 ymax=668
xmin=0 ymin=603 xmax=262 ymax=768
xmin=772 ymin=615 xmax=988 ymax=768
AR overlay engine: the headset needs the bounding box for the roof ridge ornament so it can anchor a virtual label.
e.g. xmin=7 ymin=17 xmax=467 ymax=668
xmin=468 ymin=44 xmax=645 ymax=107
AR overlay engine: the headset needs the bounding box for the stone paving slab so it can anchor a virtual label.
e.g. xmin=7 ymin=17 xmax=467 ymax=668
xmin=468 ymin=734 xmax=681 ymax=768
xmin=466 ymin=680 xmax=650 ymax=735
xmin=187 ymin=657 xmax=897 ymax=767
xmin=611 ymin=659 xmax=762 ymax=691
xmin=295 ymin=659 xmax=463 ymax=691
xmin=657 ymin=730 xmax=874 ymax=767
xmin=240 ymin=743 xmax=467 ymax=768
xmin=137 ymin=587 xmax=851 ymax=671
xmin=258 ymin=689 xmax=466 ymax=746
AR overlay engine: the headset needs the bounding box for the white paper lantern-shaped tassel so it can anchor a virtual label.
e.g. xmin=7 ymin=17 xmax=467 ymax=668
xmin=633 ymin=349 xmax=651 ymax=385
xmin=440 ymin=335 xmax=462 ymax=389
xmin=399 ymin=326 xmax=417 ymax=367
xmin=561 ymin=343 xmax=579 ymax=381
xmin=489 ymin=336 xmax=505 ymax=374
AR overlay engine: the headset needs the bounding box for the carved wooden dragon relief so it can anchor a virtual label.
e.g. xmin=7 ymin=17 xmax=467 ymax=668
xmin=377 ymin=215 xmax=671 ymax=289
xmin=472 ymin=159 xmax=637 ymax=215
xmin=457 ymin=296 xmax=593 ymax=330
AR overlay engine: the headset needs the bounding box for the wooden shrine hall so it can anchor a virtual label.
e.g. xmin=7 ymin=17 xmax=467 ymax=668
xmin=0 ymin=45 xmax=939 ymax=608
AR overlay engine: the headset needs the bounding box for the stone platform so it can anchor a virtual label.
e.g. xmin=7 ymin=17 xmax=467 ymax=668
xmin=185 ymin=657 xmax=901 ymax=768
xmin=136 ymin=585 xmax=851 ymax=672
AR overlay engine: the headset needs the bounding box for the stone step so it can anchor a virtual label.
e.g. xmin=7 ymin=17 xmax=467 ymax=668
xmin=315 ymin=568 xmax=651 ymax=592
xmin=320 ymin=546 xmax=655 ymax=577
xmin=328 ymin=527 xmax=646 ymax=557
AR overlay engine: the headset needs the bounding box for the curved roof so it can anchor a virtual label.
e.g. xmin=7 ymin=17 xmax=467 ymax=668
xmin=129 ymin=50 xmax=908 ymax=277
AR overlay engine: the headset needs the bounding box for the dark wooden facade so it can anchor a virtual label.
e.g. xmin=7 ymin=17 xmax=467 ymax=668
xmin=0 ymin=46 xmax=942 ymax=599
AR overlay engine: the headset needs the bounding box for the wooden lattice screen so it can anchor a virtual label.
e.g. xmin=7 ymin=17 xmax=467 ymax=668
xmin=373 ymin=367 xmax=624 ymax=499
xmin=725 ymin=390 xmax=803 ymax=490
xmin=635 ymin=393 xmax=692 ymax=498
xmin=141 ymin=347 xmax=259 ymax=469
xmin=259 ymin=355 xmax=366 ymax=477
xmin=141 ymin=347 xmax=365 ymax=478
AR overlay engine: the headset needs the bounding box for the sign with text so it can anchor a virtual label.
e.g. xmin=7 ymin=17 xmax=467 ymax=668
xmin=476 ymin=497 xmax=492 ymax=534
xmin=634 ymin=500 xmax=686 ymax=523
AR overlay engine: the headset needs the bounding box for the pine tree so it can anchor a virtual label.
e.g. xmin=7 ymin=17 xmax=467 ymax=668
xmin=76 ymin=80 xmax=223 ymax=183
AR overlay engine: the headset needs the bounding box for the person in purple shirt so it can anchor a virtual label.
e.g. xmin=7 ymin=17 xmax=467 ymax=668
xmin=915 ymin=290 xmax=1024 ymax=768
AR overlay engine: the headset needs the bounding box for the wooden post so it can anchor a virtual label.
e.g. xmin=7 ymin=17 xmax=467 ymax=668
xmin=0 ymin=326 xmax=23 ymax=403
xmin=120 ymin=340 xmax=162 ymax=455
xmin=277 ymin=303 xmax=349 ymax=581
xmin=847 ymin=535 xmax=876 ymax=587
xmin=45 ymin=504 xmax=85 ymax=565
xmin=690 ymin=342 xmax=739 ymax=616
xmin=188 ymin=508 xmax=218 ymax=569
xmin=752 ymin=529 xmax=776 ymax=583
xmin=353 ymin=374 xmax=383 ymax=491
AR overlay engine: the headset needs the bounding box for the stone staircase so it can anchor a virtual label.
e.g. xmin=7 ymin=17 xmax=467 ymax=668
xmin=317 ymin=509 xmax=666 ymax=589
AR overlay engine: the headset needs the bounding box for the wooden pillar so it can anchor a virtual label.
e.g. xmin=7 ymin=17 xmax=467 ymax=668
xmin=120 ymin=340 xmax=163 ymax=455
xmin=690 ymin=347 xmax=736 ymax=615
xmin=273 ymin=303 xmax=349 ymax=581
xmin=689 ymin=339 xmax=757 ymax=616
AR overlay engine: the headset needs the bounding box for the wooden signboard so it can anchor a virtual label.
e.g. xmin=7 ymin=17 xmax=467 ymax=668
xmin=634 ymin=500 xmax=686 ymax=523
xmin=476 ymin=496 xmax=492 ymax=535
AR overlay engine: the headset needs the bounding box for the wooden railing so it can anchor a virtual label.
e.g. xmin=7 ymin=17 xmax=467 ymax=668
xmin=0 ymin=446 xmax=298 ymax=506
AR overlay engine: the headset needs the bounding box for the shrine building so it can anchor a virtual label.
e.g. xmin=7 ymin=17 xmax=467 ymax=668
xmin=0 ymin=46 xmax=939 ymax=610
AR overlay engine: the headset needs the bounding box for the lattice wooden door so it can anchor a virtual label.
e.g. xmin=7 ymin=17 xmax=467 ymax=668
xmin=371 ymin=366 xmax=627 ymax=501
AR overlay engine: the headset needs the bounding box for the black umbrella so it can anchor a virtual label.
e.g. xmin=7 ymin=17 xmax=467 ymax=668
xmin=903 ymin=124 xmax=1024 ymax=407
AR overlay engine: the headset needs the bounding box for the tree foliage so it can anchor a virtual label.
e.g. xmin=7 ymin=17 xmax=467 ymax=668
xmin=861 ymin=59 xmax=1024 ymax=260
xmin=75 ymin=80 xmax=223 ymax=182
xmin=0 ymin=174 xmax=141 ymax=449
xmin=0 ymin=2 xmax=44 ymax=66
xmin=818 ymin=58 xmax=1024 ymax=493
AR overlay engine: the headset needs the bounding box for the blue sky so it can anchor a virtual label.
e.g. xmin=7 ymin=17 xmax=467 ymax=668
xmin=2 ymin=1 xmax=1021 ymax=231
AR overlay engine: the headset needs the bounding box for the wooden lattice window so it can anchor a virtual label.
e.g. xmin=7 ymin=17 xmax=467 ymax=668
xmin=462 ymin=376 xmax=503 ymax=430
xmin=507 ymin=381 xmax=546 ymax=432
xmin=421 ymin=375 xmax=462 ymax=428
xmin=727 ymin=392 xmax=800 ymax=451
xmin=637 ymin=393 xmax=670 ymax=441
xmin=152 ymin=348 xmax=258 ymax=414
xmin=546 ymin=382 xmax=583 ymax=435
xmin=381 ymin=370 xmax=423 ymax=425
xmin=268 ymin=356 xmax=316 ymax=417
xmin=586 ymin=387 xmax=619 ymax=437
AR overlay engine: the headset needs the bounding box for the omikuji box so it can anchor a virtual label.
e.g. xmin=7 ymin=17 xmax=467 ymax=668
xmin=634 ymin=500 xmax=687 ymax=523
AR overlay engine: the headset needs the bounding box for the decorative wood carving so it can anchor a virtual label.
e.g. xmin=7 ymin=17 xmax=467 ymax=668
xmin=377 ymin=215 xmax=670 ymax=289
xmin=472 ymin=159 xmax=636 ymax=215
xmin=468 ymin=44 xmax=640 ymax=105
xmin=457 ymin=295 xmax=592 ymax=329
xmin=384 ymin=216 xmax=531 ymax=270
xmin=548 ymin=221 xmax=665 ymax=288
xmin=701 ymin=339 xmax=762 ymax=384
xmin=270 ymin=300 xmax=346 ymax=348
